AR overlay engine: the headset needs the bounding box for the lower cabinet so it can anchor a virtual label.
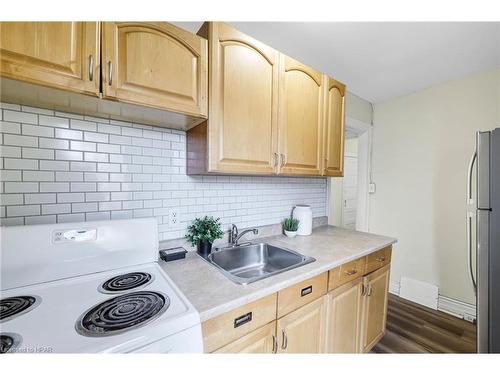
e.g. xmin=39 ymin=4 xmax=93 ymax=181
xmin=202 ymin=247 xmax=392 ymax=354
xmin=325 ymin=278 xmax=363 ymax=353
xmin=215 ymin=322 xmax=277 ymax=354
xmin=359 ymin=265 xmax=390 ymax=352
xmin=277 ymin=296 xmax=327 ymax=353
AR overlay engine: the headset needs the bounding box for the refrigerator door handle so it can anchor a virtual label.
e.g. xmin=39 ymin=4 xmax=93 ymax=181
xmin=467 ymin=151 xmax=477 ymax=205
xmin=467 ymin=212 xmax=477 ymax=292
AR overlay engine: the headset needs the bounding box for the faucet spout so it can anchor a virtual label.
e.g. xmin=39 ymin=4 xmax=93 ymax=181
xmin=228 ymin=224 xmax=259 ymax=246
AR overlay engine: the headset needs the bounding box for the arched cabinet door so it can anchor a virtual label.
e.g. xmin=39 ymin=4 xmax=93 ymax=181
xmin=278 ymin=55 xmax=324 ymax=176
xmin=207 ymin=22 xmax=279 ymax=174
xmin=323 ymin=77 xmax=346 ymax=177
xmin=0 ymin=22 xmax=99 ymax=96
xmin=101 ymin=22 xmax=207 ymax=117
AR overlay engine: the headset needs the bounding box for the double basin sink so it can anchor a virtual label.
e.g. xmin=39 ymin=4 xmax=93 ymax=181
xmin=206 ymin=242 xmax=315 ymax=285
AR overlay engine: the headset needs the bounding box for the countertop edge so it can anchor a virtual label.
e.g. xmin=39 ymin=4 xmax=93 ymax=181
xmin=197 ymin=237 xmax=397 ymax=322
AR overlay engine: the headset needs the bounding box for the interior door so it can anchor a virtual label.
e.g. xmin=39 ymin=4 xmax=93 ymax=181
xmin=277 ymin=296 xmax=326 ymax=353
xmin=323 ymin=77 xmax=346 ymax=176
xmin=0 ymin=22 xmax=99 ymax=96
xmin=278 ymin=54 xmax=323 ymax=176
xmin=342 ymin=153 xmax=358 ymax=229
xmin=360 ymin=265 xmax=390 ymax=352
xmin=214 ymin=322 xmax=277 ymax=354
xmin=326 ymin=278 xmax=363 ymax=353
xmin=207 ymin=22 xmax=279 ymax=174
xmin=101 ymin=22 xmax=207 ymax=117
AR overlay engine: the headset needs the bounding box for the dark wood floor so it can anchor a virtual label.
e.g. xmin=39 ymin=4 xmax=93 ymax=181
xmin=373 ymin=294 xmax=476 ymax=353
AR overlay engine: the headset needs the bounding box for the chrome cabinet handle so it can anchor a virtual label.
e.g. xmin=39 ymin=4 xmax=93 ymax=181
xmin=361 ymin=284 xmax=367 ymax=296
xmin=88 ymin=55 xmax=94 ymax=81
xmin=107 ymin=61 xmax=113 ymax=86
xmin=280 ymin=154 xmax=286 ymax=168
xmin=345 ymin=269 xmax=357 ymax=276
xmin=272 ymin=335 xmax=278 ymax=353
xmin=281 ymin=329 xmax=288 ymax=350
xmin=273 ymin=152 xmax=279 ymax=168
xmin=376 ymin=256 xmax=386 ymax=262
xmin=367 ymin=285 xmax=373 ymax=297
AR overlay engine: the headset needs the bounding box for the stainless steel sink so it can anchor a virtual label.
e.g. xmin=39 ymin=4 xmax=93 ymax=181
xmin=207 ymin=242 xmax=315 ymax=285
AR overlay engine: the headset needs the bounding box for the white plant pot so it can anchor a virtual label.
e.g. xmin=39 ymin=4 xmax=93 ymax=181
xmin=284 ymin=230 xmax=297 ymax=238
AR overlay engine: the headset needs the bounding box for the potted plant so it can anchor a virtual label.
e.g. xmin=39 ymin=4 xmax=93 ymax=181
xmin=282 ymin=217 xmax=300 ymax=238
xmin=186 ymin=216 xmax=224 ymax=258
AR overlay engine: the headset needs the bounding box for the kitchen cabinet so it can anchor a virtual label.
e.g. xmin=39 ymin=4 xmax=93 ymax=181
xmin=214 ymin=322 xmax=277 ymax=354
xmin=360 ymin=264 xmax=390 ymax=352
xmin=187 ymin=22 xmax=346 ymax=177
xmin=322 ymin=77 xmax=346 ymax=177
xmin=277 ymin=296 xmax=327 ymax=353
xmin=277 ymin=55 xmax=324 ymax=176
xmin=0 ymin=22 xmax=100 ymax=96
xmin=101 ymin=22 xmax=207 ymax=117
xmin=187 ymin=22 xmax=279 ymax=175
xmin=325 ymin=278 xmax=363 ymax=353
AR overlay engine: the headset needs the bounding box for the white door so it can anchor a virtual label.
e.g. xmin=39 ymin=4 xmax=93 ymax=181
xmin=342 ymin=155 xmax=358 ymax=229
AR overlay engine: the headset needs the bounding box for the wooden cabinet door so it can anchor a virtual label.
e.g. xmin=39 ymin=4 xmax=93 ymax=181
xmin=0 ymin=22 xmax=99 ymax=96
xmin=206 ymin=22 xmax=279 ymax=174
xmin=277 ymin=296 xmax=327 ymax=353
xmin=277 ymin=54 xmax=324 ymax=176
xmin=214 ymin=322 xmax=277 ymax=354
xmin=102 ymin=22 xmax=207 ymax=117
xmin=360 ymin=265 xmax=390 ymax=352
xmin=325 ymin=278 xmax=363 ymax=353
xmin=322 ymin=76 xmax=346 ymax=176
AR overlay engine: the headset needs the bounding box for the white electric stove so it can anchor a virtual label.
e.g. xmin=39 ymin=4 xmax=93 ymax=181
xmin=0 ymin=218 xmax=203 ymax=353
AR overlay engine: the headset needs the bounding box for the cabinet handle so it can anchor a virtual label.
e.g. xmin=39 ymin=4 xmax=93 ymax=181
xmin=233 ymin=312 xmax=252 ymax=328
xmin=272 ymin=334 xmax=278 ymax=353
xmin=273 ymin=152 xmax=279 ymax=168
xmin=367 ymin=285 xmax=373 ymax=297
xmin=88 ymin=55 xmax=94 ymax=82
xmin=280 ymin=153 xmax=286 ymax=167
xmin=376 ymin=256 xmax=386 ymax=262
xmin=107 ymin=61 xmax=113 ymax=86
xmin=345 ymin=269 xmax=357 ymax=276
xmin=281 ymin=329 xmax=288 ymax=350
xmin=300 ymin=285 xmax=313 ymax=297
xmin=361 ymin=284 xmax=367 ymax=296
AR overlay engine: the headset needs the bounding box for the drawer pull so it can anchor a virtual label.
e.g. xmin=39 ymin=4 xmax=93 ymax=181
xmin=272 ymin=334 xmax=278 ymax=353
xmin=345 ymin=269 xmax=358 ymax=276
xmin=376 ymin=256 xmax=386 ymax=262
xmin=234 ymin=312 xmax=252 ymax=328
xmin=301 ymin=285 xmax=313 ymax=297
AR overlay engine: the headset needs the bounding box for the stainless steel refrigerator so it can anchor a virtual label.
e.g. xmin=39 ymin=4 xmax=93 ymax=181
xmin=467 ymin=129 xmax=500 ymax=353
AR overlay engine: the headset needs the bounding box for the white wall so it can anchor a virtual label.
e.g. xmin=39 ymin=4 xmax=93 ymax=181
xmin=370 ymin=67 xmax=500 ymax=305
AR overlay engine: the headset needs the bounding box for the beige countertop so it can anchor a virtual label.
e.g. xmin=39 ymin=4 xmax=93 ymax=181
xmin=159 ymin=225 xmax=397 ymax=322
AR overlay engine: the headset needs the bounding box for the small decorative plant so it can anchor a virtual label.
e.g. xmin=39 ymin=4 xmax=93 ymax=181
xmin=282 ymin=217 xmax=300 ymax=238
xmin=186 ymin=216 xmax=224 ymax=257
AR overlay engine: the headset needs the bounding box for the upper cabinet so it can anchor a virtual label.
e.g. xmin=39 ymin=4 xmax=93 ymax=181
xmin=0 ymin=22 xmax=100 ymax=96
xmin=323 ymin=77 xmax=346 ymax=176
xmin=187 ymin=22 xmax=345 ymax=177
xmin=278 ymin=55 xmax=324 ymax=176
xmin=200 ymin=22 xmax=279 ymax=175
xmin=101 ymin=22 xmax=207 ymax=117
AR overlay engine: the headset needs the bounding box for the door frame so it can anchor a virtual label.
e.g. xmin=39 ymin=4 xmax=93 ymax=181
xmin=327 ymin=116 xmax=373 ymax=232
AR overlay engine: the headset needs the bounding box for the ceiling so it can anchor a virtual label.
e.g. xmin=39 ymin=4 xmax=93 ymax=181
xmin=173 ymin=22 xmax=500 ymax=103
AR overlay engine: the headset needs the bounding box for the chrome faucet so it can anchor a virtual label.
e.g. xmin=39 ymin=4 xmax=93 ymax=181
xmin=228 ymin=224 xmax=258 ymax=246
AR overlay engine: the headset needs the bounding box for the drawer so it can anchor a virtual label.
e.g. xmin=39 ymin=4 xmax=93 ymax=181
xmin=328 ymin=257 xmax=366 ymax=290
xmin=365 ymin=246 xmax=392 ymax=274
xmin=277 ymin=273 xmax=328 ymax=318
xmin=202 ymin=293 xmax=277 ymax=352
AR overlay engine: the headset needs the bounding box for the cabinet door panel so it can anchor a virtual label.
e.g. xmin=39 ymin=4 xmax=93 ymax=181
xmin=102 ymin=22 xmax=207 ymax=117
xmin=0 ymin=22 xmax=99 ymax=95
xmin=326 ymin=278 xmax=363 ymax=353
xmin=278 ymin=55 xmax=323 ymax=176
xmin=208 ymin=22 xmax=279 ymax=174
xmin=360 ymin=265 xmax=390 ymax=352
xmin=214 ymin=322 xmax=277 ymax=354
xmin=277 ymin=296 xmax=326 ymax=353
xmin=323 ymin=77 xmax=345 ymax=176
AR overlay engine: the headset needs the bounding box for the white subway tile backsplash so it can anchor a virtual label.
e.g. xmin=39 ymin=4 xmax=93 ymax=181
xmin=3 ymin=110 xmax=37 ymax=124
xmin=1 ymin=102 xmax=327 ymax=236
